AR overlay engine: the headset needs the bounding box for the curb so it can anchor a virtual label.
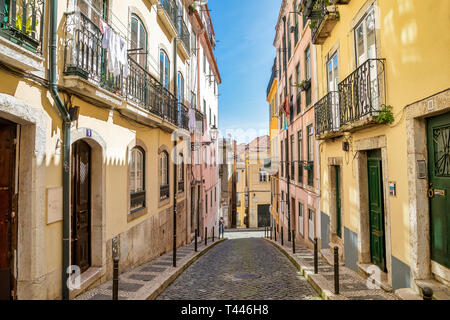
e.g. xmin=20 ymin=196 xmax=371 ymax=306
xmin=147 ymin=238 xmax=227 ymax=300
xmin=264 ymin=238 xmax=334 ymax=300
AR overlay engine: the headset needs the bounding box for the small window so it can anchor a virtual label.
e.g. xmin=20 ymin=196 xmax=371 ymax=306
xmin=308 ymin=209 xmax=315 ymax=240
xmin=178 ymin=153 xmax=184 ymax=193
xmin=130 ymin=147 xmax=145 ymax=213
xmin=160 ymin=151 xmax=169 ymax=200
xmin=177 ymin=72 xmax=184 ymax=102
xmin=160 ymin=50 xmax=170 ymax=90
xmin=130 ymin=15 xmax=147 ymax=67
xmin=298 ymin=202 xmax=304 ymax=236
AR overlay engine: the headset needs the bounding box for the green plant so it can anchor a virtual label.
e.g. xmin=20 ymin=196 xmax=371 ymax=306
xmin=15 ymin=12 xmax=39 ymax=35
xmin=377 ymin=105 xmax=395 ymax=124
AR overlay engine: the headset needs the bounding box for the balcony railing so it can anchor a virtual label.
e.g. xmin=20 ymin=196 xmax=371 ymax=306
xmin=0 ymin=0 xmax=45 ymax=54
xmin=309 ymin=0 xmax=339 ymax=45
xmin=315 ymin=91 xmax=340 ymax=136
xmin=64 ymin=11 xmax=123 ymax=95
xmin=161 ymin=0 xmax=177 ymax=28
xmin=195 ymin=108 xmax=205 ymax=134
xmin=177 ymin=102 xmax=189 ymax=131
xmin=177 ymin=17 xmax=190 ymax=53
xmin=339 ymin=59 xmax=386 ymax=126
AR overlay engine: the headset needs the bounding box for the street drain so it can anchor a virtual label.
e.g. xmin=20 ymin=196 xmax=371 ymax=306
xmin=234 ymin=274 xmax=261 ymax=280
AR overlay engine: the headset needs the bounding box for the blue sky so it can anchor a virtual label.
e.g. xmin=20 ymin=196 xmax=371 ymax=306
xmin=208 ymin=0 xmax=280 ymax=143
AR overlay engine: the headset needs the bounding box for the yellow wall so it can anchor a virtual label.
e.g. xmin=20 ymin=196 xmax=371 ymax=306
xmin=317 ymin=0 xmax=450 ymax=267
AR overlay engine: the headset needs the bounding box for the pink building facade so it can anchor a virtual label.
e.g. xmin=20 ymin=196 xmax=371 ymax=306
xmin=273 ymin=0 xmax=320 ymax=249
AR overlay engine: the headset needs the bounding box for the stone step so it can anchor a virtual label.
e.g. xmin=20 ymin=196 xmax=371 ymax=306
xmin=415 ymin=279 xmax=450 ymax=300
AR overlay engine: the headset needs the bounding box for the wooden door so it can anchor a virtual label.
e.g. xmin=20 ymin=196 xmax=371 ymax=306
xmin=367 ymin=149 xmax=386 ymax=271
xmin=0 ymin=119 xmax=16 ymax=300
xmin=257 ymin=204 xmax=270 ymax=228
xmin=72 ymin=140 xmax=91 ymax=274
xmin=427 ymin=113 xmax=450 ymax=268
xmin=336 ymin=166 xmax=342 ymax=238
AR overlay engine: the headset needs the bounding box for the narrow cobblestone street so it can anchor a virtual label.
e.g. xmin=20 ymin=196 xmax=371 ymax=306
xmin=157 ymin=237 xmax=320 ymax=300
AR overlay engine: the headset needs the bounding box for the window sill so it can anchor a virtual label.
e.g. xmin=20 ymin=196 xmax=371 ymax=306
xmin=127 ymin=208 xmax=148 ymax=223
xmin=159 ymin=197 xmax=170 ymax=208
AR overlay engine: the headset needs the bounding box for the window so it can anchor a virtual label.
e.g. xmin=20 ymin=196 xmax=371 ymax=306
xmin=236 ymin=171 xmax=239 ymax=183
xmin=259 ymin=170 xmax=268 ymax=182
xmin=308 ymin=209 xmax=315 ymax=240
xmin=327 ymin=52 xmax=339 ymax=92
xmin=191 ymin=32 xmax=197 ymax=55
xmin=177 ymin=72 xmax=184 ymax=102
xmin=178 ymin=153 xmax=184 ymax=193
xmin=130 ymin=147 xmax=145 ymax=213
xmin=215 ymin=187 xmax=217 ymax=203
xmin=287 ymin=18 xmax=292 ymax=59
xmin=281 ymin=140 xmax=284 ymax=177
xmin=210 ymin=190 xmax=213 ymax=207
xmin=209 ymin=107 xmax=212 ymax=126
xmin=160 ymin=50 xmax=170 ymax=90
xmin=204 ymin=148 xmax=208 ymax=168
xmin=206 ymin=194 xmax=208 ymax=214
xmin=305 ymin=46 xmax=311 ymax=106
xmin=297 ymin=130 xmax=303 ymax=184
xmin=290 ymin=135 xmax=295 ymax=180
xmin=203 ymin=99 xmax=207 ymax=115
xmin=159 ymin=151 xmax=169 ymax=200
xmin=355 ymin=7 xmax=376 ymax=67
xmin=130 ymin=15 xmax=147 ymax=67
xmin=307 ymin=125 xmax=314 ymax=186
xmin=298 ymin=202 xmax=304 ymax=236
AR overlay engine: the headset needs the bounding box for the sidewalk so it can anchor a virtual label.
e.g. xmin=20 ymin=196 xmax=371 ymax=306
xmin=76 ymin=237 xmax=227 ymax=300
xmin=264 ymin=238 xmax=398 ymax=300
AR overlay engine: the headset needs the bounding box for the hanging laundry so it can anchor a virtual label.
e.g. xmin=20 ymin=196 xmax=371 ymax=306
xmin=118 ymin=37 xmax=129 ymax=78
xmin=102 ymin=23 xmax=111 ymax=49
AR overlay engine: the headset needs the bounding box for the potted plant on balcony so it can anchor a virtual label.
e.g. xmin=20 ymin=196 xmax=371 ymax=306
xmin=377 ymin=105 xmax=395 ymax=124
xmin=297 ymin=79 xmax=311 ymax=92
xmin=0 ymin=12 xmax=41 ymax=53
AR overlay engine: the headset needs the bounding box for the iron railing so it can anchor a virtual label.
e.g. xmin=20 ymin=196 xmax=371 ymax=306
xmin=315 ymin=91 xmax=340 ymax=136
xmin=0 ymin=0 xmax=45 ymax=54
xmin=177 ymin=102 xmax=189 ymax=131
xmin=64 ymin=11 xmax=123 ymax=95
xmin=339 ymin=58 xmax=386 ymax=126
xmin=308 ymin=0 xmax=337 ymax=44
xmin=177 ymin=17 xmax=190 ymax=53
xmin=195 ymin=108 xmax=205 ymax=134
xmin=160 ymin=0 xmax=177 ymax=28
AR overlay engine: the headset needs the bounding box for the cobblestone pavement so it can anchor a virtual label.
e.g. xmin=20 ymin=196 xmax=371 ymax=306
xmin=157 ymin=238 xmax=321 ymax=300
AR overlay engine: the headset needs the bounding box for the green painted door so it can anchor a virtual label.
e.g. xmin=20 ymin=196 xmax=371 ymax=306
xmin=336 ymin=166 xmax=342 ymax=238
xmin=367 ymin=150 xmax=386 ymax=271
xmin=427 ymin=113 xmax=450 ymax=268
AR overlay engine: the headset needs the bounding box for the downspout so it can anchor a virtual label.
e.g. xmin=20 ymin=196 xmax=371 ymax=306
xmin=282 ymin=16 xmax=291 ymax=242
xmin=172 ymin=34 xmax=178 ymax=268
xmin=49 ymin=0 xmax=71 ymax=300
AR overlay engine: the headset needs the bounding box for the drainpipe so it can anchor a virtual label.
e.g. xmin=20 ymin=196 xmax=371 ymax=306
xmin=49 ymin=0 xmax=71 ymax=300
xmin=282 ymin=16 xmax=291 ymax=242
xmin=173 ymin=33 xmax=178 ymax=268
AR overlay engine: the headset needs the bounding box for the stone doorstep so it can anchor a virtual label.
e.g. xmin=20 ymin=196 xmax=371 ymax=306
xmin=415 ymin=279 xmax=450 ymax=300
xmin=395 ymin=288 xmax=422 ymax=300
xmin=358 ymin=263 xmax=392 ymax=292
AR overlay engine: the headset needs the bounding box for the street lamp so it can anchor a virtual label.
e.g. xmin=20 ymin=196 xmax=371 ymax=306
xmin=210 ymin=124 xmax=219 ymax=142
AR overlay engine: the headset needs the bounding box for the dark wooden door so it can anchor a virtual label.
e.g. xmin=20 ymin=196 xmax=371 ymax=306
xmin=0 ymin=119 xmax=16 ymax=300
xmin=427 ymin=113 xmax=450 ymax=268
xmin=72 ymin=140 xmax=91 ymax=274
xmin=336 ymin=166 xmax=342 ymax=238
xmin=367 ymin=149 xmax=386 ymax=271
xmin=257 ymin=204 xmax=270 ymax=228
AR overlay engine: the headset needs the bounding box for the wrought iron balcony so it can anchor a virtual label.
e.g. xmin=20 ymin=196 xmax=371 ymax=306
xmin=309 ymin=0 xmax=339 ymax=45
xmin=194 ymin=108 xmax=205 ymax=134
xmin=64 ymin=11 xmax=123 ymax=95
xmin=177 ymin=102 xmax=189 ymax=131
xmin=339 ymin=59 xmax=386 ymax=127
xmin=177 ymin=17 xmax=190 ymax=54
xmin=160 ymin=0 xmax=177 ymax=30
xmin=314 ymin=91 xmax=340 ymax=136
xmin=0 ymin=0 xmax=45 ymax=54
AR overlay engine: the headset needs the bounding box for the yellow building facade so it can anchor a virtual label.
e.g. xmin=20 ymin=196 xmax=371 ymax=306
xmin=310 ymin=0 xmax=450 ymax=295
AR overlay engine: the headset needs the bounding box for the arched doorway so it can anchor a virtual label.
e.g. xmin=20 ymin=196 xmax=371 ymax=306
xmin=71 ymin=140 xmax=92 ymax=273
